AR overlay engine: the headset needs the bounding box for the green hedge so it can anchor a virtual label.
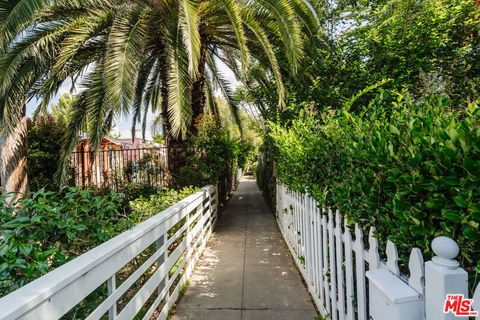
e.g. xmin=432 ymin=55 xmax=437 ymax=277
xmin=269 ymin=95 xmax=480 ymax=272
xmin=176 ymin=115 xmax=256 ymax=203
xmin=255 ymin=137 xmax=276 ymax=208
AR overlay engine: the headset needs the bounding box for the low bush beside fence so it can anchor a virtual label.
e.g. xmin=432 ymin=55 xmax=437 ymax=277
xmin=0 ymin=186 xmax=198 ymax=298
xmin=0 ymin=186 xmax=218 ymax=319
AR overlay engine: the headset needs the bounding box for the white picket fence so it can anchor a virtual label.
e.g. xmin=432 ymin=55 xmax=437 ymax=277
xmin=276 ymin=184 xmax=480 ymax=320
xmin=0 ymin=185 xmax=218 ymax=320
xmin=236 ymin=168 xmax=243 ymax=184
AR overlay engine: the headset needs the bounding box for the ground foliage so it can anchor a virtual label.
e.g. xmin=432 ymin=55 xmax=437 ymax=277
xmin=0 ymin=186 xmax=197 ymax=298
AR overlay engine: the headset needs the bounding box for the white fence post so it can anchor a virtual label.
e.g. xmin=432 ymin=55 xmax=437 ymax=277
xmin=425 ymin=236 xmax=468 ymax=320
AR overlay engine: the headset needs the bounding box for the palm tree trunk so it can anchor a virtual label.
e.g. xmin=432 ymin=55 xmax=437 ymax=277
xmin=160 ymin=40 xmax=208 ymax=184
xmin=190 ymin=42 xmax=208 ymax=134
xmin=0 ymin=105 xmax=29 ymax=202
xmin=160 ymin=53 xmax=173 ymax=147
xmin=159 ymin=50 xmax=186 ymax=181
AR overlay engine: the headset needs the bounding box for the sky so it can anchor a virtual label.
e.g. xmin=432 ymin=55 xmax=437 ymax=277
xmin=26 ymin=60 xmax=240 ymax=140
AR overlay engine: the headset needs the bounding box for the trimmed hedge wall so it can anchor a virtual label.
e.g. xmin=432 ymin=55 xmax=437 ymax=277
xmin=267 ymin=95 xmax=480 ymax=272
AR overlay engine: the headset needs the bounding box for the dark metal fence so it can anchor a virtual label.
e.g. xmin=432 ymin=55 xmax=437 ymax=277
xmin=70 ymin=147 xmax=169 ymax=190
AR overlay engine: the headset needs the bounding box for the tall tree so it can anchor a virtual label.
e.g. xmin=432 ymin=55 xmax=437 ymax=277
xmin=0 ymin=0 xmax=317 ymax=186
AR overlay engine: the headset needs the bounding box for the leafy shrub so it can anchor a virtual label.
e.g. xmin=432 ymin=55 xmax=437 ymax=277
xmin=237 ymin=139 xmax=257 ymax=171
xmin=177 ymin=115 xmax=242 ymax=202
xmin=255 ymin=136 xmax=276 ymax=208
xmin=129 ymin=186 xmax=199 ymax=222
xmin=0 ymin=188 xmax=125 ymax=295
xmin=116 ymin=183 xmax=159 ymax=205
xmin=27 ymin=116 xmax=66 ymax=190
xmin=269 ymin=94 xmax=480 ymax=272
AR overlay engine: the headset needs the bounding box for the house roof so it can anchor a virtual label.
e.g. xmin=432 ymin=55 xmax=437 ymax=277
xmin=78 ymin=134 xmax=160 ymax=148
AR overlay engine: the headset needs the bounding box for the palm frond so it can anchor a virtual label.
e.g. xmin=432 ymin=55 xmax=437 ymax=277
xmin=104 ymin=4 xmax=149 ymax=116
xmin=0 ymin=0 xmax=51 ymax=50
xmin=56 ymin=62 xmax=110 ymax=185
xmin=179 ymin=0 xmax=200 ymax=77
xmin=290 ymin=0 xmax=320 ymax=37
xmin=131 ymin=55 xmax=157 ymax=139
xmin=52 ymin=9 xmax=112 ymax=76
xmin=241 ymin=7 xmax=285 ymax=107
xmin=208 ymin=57 xmax=242 ymax=134
xmin=0 ymin=21 xmax=63 ymax=99
xmin=217 ymin=0 xmax=249 ymax=77
xmin=253 ymin=0 xmax=303 ymax=72
xmin=167 ymin=43 xmax=192 ymax=138
xmin=204 ymin=70 xmax=218 ymax=116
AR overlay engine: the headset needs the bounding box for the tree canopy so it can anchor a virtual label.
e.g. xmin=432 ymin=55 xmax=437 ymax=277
xmin=0 ymin=0 xmax=319 ymax=184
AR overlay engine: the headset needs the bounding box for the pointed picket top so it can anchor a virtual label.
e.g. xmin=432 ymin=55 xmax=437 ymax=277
xmin=328 ymin=209 xmax=334 ymax=235
xmin=354 ymin=224 xmax=364 ymax=255
xmin=472 ymin=282 xmax=480 ymax=313
xmin=355 ymin=224 xmax=363 ymax=240
xmin=328 ymin=208 xmax=333 ymax=220
xmin=386 ymin=240 xmax=400 ymax=276
xmin=354 ymin=224 xmax=367 ymax=320
xmin=368 ymin=227 xmax=380 ymax=270
xmin=344 ymin=220 xmax=352 ymax=243
xmin=408 ymin=248 xmax=425 ymax=295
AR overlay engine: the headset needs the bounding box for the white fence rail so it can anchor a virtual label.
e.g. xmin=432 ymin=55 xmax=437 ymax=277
xmin=276 ymin=184 xmax=480 ymax=320
xmin=0 ymin=185 xmax=218 ymax=320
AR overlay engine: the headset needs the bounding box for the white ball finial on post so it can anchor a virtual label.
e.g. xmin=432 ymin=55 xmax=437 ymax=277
xmin=425 ymin=236 xmax=468 ymax=320
xmin=431 ymin=236 xmax=460 ymax=269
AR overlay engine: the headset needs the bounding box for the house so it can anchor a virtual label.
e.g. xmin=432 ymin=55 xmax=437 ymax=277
xmin=73 ymin=136 xmax=164 ymax=188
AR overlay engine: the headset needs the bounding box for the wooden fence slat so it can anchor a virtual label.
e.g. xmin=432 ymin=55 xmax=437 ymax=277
xmin=107 ymin=276 xmax=117 ymax=320
xmin=368 ymin=227 xmax=380 ymax=270
xmin=317 ymin=205 xmax=325 ymax=305
xmin=354 ymin=225 xmax=367 ymax=320
xmin=322 ymin=212 xmax=330 ymax=314
xmin=343 ymin=224 xmax=355 ymax=320
xmin=294 ymin=192 xmax=299 ymax=254
xmin=311 ymin=198 xmax=317 ymax=294
xmin=408 ymin=248 xmax=425 ymax=295
xmin=328 ymin=209 xmax=338 ymax=320
xmin=335 ymin=210 xmax=345 ymax=320
xmin=386 ymin=240 xmax=400 ymax=276
xmin=309 ymin=197 xmax=314 ymax=284
xmin=302 ymin=194 xmax=307 ymax=268
xmin=304 ymin=194 xmax=310 ymax=278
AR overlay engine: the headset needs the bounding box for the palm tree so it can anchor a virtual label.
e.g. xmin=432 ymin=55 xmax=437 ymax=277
xmin=0 ymin=0 xmax=318 ymax=187
xmin=0 ymin=105 xmax=28 ymax=202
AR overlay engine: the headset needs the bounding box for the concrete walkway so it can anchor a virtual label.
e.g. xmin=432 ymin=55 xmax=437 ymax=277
xmin=171 ymin=178 xmax=318 ymax=320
